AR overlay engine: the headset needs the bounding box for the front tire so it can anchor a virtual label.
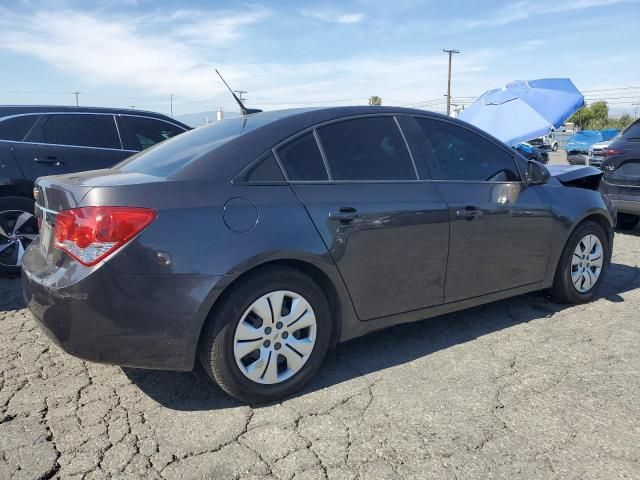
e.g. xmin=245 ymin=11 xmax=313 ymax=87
xmin=549 ymin=220 xmax=611 ymax=303
xmin=0 ymin=196 xmax=38 ymax=275
xmin=199 ymin=266 xmax=332 ymax=403
xmin=616 ymin=213 xmax=639 ymax=231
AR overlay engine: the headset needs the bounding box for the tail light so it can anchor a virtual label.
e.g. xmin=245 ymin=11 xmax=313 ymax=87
xmin=54 ymin=206 xmax=157 ymax=266
xmin=603 ymin=148 xmax=624 ymax=158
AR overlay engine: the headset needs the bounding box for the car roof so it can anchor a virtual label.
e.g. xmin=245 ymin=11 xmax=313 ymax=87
xmin=167 ymin=105 xmax=505 ymax=181
xmin=0 ymin=105 xmax=189 ymax=128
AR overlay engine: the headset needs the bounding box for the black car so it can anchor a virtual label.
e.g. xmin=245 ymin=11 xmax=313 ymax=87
xmin=22 ymin=106 xmax=615 ymax=403
xmin=0 ymin=106 xmax=190 ymax=272
xmin=600 ymin=119 xmax=640 ymax=230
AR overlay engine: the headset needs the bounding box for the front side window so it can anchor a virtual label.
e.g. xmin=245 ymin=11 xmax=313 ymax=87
xmin=316 ymin=116 xmax=416 ymax=181
xmin=117 ymin=116 xmax=185 ymax=151
xmin=27 ymin=114 xmax=120 ymax=149
xmin=0 ymin=115 xmax=39 ymax=141
xmin=415 ymin=117 xmax=520 ymax=182
xmin=277 ymin=133 xmax=328 ymax=181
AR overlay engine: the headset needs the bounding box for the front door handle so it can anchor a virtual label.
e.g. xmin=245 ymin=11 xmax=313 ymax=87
xmin=329 ymin=207 xmax=358 ymax=222
xmin=34 ymin=156 xmax=61 ymax=166
xmin=456 ymin=206 xmax=483 ymax=220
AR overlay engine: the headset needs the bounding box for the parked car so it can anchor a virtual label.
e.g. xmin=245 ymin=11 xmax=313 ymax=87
xmin=587 ymin=136 xmax=618 ymax=168
xmin=599 ymin=119 xmax=640 ymax=230
xmin=513 ymin=142 xmax=549 ymax=163
xmin=0 ymin=106 xmax=190 ymax=273
xmin=528 ymin=136 xmax=558 ymax=152
xmin=567 ymin=130 xmax=619 ymax=165
xmin=22 ymin=106 xmax=615 ymax=403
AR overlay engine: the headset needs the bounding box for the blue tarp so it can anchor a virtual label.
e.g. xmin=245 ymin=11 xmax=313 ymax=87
xmin=459 ymin=78 xmax=584 ymax=146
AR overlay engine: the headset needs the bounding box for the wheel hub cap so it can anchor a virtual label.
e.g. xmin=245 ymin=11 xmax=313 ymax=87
xmin=571 ymin=234 xmax=603 ymax=293
xmin=0 ymin=210 xmax=38 ymax=268
xmin=233 ymin=290 xmax=317 ymax=385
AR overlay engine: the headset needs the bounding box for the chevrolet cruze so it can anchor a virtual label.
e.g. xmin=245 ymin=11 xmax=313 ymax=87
xmin=22 ymin=107 xmax=615 ymax=403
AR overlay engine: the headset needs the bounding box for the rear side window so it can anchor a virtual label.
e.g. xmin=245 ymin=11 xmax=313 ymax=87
xmin=27 ymin=114 xmax=121 ymax=149
xmin=238 ymin=153 xmax=285 ymax=183
xmin=415 ymin=117 xmax=520 ymax=182
xmin=277 ymin=133 xmax=328 ymax=181
xmin=622 ymin=122 xmax=640 ymax=141
xmin=117 ymin=116 xmax=185 ymax=151
xmin=0 ymin=115 xmax=39 ymax=141
xmin=317 ymin=117 xmax=416 ymax=181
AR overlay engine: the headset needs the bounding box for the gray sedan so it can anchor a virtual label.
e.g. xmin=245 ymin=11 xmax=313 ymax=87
xmin=22 ymin=106 xmax=615 ymax=403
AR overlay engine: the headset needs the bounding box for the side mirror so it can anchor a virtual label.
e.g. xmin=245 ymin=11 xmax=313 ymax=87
xmin=527 ymin=160 xmax=550 ymax=185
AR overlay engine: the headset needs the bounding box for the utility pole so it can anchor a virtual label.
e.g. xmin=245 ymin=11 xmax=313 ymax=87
xmin=73 ymin=91 xmax=80 ymax=106
xmin=234 ymin=90 xmax=247 ymax=103
xmin=634 ymin=103 xmax=639 ymax=120
xmin=170 ymin=94 xmax=174 ymax=117
xmin=442 ymin=49 xmax=460 ymax=116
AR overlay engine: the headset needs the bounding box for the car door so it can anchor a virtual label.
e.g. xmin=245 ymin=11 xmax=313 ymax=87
xmin=602 ymin=123 xmax=640 ymax=197
xmin=11 ymin=113 xmax=131 ymax=180
xmin=412 ymin=116 xmax=553 ymax=303
xmin=278 ymin=115 xmax=450 ymax=321
xmin=116 ymin=115 xmax=186 ymax=151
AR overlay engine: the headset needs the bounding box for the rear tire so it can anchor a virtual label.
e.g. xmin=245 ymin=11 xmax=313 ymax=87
xmin=616 ymin=213 xmax=639 ymax=231
xmin=199 ymin=266 xmax=332 ymax=404
xmin=549 ymin=220 xmax=611 ymax=304
xmin=0 ymin=196 xmax=37 ymax=275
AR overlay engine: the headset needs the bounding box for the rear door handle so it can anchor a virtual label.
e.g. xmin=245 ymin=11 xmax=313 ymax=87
xmin=329 ymin=207 xmax=358 ymax=222
xmin=456 ymin=206 xmax=483 ymax=220
xmin=34 ymin=156 xmax=61 ymax=166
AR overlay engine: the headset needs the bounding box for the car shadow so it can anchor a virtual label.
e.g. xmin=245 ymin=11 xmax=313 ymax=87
xmin=0 ymin=273 xmax=25 ymax=312
xmin=123 ymin=261 xmax=640 ymax=410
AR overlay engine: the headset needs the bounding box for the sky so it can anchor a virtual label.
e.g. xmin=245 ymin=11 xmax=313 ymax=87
xmin=1 ymin=0 xmax=639 ymax=121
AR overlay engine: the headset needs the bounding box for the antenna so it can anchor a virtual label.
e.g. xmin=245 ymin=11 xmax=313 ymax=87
xmin=214 ymin=69 xmax=262 ymax=116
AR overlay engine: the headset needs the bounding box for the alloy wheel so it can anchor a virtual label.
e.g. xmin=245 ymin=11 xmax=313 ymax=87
xmin=233 ymin=290 xmax=317 ymax=385
xmin=0 ymin=210 xmax=38 ymax=268
xmin=571 ymin=234 xmax=603 ymax=293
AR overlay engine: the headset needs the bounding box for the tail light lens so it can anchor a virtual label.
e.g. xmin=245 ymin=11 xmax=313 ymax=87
xmin=603 ymin=148 xmax=624 ymax=157
xmin=54 ymin=206 xmax=157 ymax=266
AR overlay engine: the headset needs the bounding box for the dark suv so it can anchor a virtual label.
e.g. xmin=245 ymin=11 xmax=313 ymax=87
xmin=600 ymin=119 xmax=640 ymax=230
xmin=0 ymin=106 xmax=189 ymax=272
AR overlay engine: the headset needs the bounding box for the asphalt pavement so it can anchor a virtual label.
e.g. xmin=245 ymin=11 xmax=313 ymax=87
xmin=1 ymin=229 xmax=639 ymax=479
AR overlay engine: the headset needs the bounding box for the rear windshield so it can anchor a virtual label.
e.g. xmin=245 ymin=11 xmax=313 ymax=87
xmin=119 ymin=116 xmax=263 ymax=177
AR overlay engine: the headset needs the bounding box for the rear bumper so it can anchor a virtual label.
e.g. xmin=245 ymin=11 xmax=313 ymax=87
xmin=22 ymin=244 xmax=224 ymax=371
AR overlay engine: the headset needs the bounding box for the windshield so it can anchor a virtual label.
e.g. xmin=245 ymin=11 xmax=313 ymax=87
xmin=119 ymin=116 xmax=262 ymax=177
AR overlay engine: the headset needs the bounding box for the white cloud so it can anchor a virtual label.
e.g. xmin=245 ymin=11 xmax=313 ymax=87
xmin=300 ymin=8 xmax=364 ymax=24
xmin=0 ymin=6 xmax=269 ymax=101
xmin=453 ymin=0 xmax=638 ymax=30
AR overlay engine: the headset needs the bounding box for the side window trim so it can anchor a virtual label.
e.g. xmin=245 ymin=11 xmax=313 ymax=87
xmin=393 ymin=116 xmax=420 ymax=180
xmin=112 ymin=114 xmax=124 ymax=150
xmin=0 ymin=112 xmax=185 ymax=151
xmin=312 ymin=128 xmax=333 ymax=181
xmin=412 ymin=114 xmax=524 ymax=183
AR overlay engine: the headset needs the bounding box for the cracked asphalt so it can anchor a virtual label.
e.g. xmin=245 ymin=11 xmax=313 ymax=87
xmin=1 ymin=231 xmax=639 ymax=480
